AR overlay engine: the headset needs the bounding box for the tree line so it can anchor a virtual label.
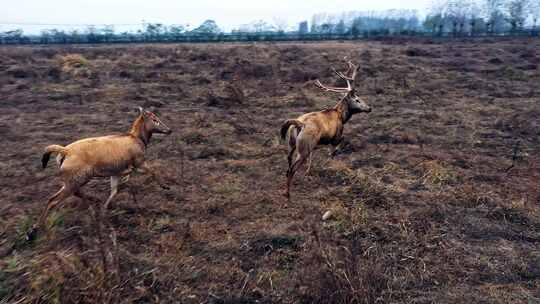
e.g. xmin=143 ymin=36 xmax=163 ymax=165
xmin=1 ymin=0 xmax=539 ymax=45
xmin=424 ymin=0 xmax=539 ymax=36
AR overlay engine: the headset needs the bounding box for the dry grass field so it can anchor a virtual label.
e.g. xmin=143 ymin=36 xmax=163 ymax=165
xmin=0 ymin=38 xmax=539 ymax=303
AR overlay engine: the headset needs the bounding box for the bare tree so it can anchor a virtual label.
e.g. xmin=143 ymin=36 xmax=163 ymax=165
xmin=168 ymin=24 xmax=186 ymax=40
xmin=1 ymin=29 xmax=24 ymax=43
xmin=273 ymin=17 xmax=288 ymax=33
xmin=334 ymin=19 xmax=346 ymax=34
xmin=144 ymin=23 xmax=165 ymax=40
xmin=426 ymin=0 xmax=449 ymax=35
xmin=447 ymin=0 xmax=471 ymax=35
xmin=505 ymin=0 xmax=529 ymax=32
xmin=311 ymin=13 xmax=327 ymax=33
xmin=40 ymin=29 xmax=52 ymax=43
xmin=191 ymin=20 xmax=221 ymax=35
xmin=528 ymin=0 xmax=540 ymax=30
xmin=468 ymin=0 xmax=483 ymax=35
xmin=351 ymin=17 xmax=362 ymax=37
xmin=236 ymin=20 xmax=275 ymax=33
xmin=483 ymin=0 xmax=506 ymax=33
xmin=86 ymin=25 xmax=99 ymax=42
xmin=102 ymin=25 xmax=114 ymax=42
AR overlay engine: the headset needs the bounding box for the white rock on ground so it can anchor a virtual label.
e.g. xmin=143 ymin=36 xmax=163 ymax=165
xmin=322 ymin=210 xmax=333 ymax=221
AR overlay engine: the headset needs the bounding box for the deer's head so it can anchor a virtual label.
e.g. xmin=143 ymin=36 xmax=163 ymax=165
xmin=314 ymin=60 xmax=371 ymax=114
xmin=138 ymin=107 xmax=172 ymax=135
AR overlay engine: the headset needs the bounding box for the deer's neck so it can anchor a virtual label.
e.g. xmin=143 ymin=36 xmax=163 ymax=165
xmin=335 ymin=101 xmax=352 ymax=124
xmin=130 ymin=116 xmax=152 ymax=147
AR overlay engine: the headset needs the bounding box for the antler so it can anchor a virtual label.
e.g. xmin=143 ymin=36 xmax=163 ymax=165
xmin=333 ymin=61 xmax=358 ymax=82
xmin=314 ymin=79 xmax=351 ymax=93
xmin=314 ymin=60 xmax=358 ymax=94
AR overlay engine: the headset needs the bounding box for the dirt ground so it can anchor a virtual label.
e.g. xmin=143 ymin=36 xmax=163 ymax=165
xmin=0 ymin=38 xmax=539 ymax=303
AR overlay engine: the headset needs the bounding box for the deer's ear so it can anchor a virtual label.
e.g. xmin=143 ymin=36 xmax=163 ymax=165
xmin=135 ymin=107 xmax=145 ymax=117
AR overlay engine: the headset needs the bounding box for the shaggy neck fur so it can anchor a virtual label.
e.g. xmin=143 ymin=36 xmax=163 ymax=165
xmin=130 ymin=115 xmax=152 ymax=147
xmin=335 ymin=98 xmax=353 ymax=124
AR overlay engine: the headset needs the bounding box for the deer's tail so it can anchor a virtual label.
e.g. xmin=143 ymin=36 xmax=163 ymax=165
xmin=42 ymin=145 xmax=67 ymax=169
xmin=280 ymin=119 xmax=304 ymax=141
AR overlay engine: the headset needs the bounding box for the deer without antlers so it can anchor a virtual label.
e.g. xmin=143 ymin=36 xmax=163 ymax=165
xmin=27 ymin=107 xmax=172 ymax=240
xmin=280 ymin=60 xmax=372 ymax=198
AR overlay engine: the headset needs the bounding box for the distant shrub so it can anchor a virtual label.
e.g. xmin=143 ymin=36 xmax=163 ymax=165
xmin=191 ymin=76 xmax=211 ymax=85
xmin=488 ymin=57 xmax=503 ymax=64
xmin=56 ymin=54 xmax=91 ymax=77
xmin=58 ymin=54 xmax=88 ymax=70
xmin=5 ymin=66 xmax=36 ymax=79
xmin=405 ymin=47 xmax=435 ymax=57
xmin=516 ymin=64 xmax=537 ymax=71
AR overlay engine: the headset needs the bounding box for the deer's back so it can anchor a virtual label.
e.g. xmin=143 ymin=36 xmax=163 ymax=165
xmin=297 ymin=109 xmax=342 ymax=145
xmin=61 ymin=134 xmax=144 ymax=176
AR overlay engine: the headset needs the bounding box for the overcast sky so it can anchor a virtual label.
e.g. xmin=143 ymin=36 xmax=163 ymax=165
xmin=1 ymin=0 xmax=432 ymax=33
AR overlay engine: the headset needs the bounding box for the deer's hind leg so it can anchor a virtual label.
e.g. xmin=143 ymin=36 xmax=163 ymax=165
xmin=27 ymin=183 xmax=77 ymax=240
xmin=303 ymin=152 xmax=314 ymax=176
xmin=286 ymin=131 xmax=316 ymax=198
xmin=287 ymin=146 xmax=296 ymax=172
xmin=285 ymin=155 xmax=306 ymax=199
xmin=283 ymin=145 xmax=297 ymax=198
xmin=286 ymin=127 xmax=299 ymax=170
xmin=285 ymin=140 xmax=312 ymax=198
xmin=38 ymin=186 xmax=67 ymax=224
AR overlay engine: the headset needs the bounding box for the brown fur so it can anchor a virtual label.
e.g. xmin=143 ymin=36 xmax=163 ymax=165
xmin=280 ymin=119 xmax=304 ymax=140
xmin=27 ymin=108 xmax=172 ymax=240
xmin=282 ymin=61 xmax=371 ymax=199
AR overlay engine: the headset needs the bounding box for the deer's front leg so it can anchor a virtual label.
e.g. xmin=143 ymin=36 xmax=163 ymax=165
xmin=136 ymin=162 xmax=170 ymax=190
xmin=330 ymin=137 xmax=345 ymax=158
xmin=118 ymin=166 xmax=133 ymax=185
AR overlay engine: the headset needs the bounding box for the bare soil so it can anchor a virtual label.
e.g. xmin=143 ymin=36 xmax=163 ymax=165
xmin=0 ymin=38 xmax=539 ymax=303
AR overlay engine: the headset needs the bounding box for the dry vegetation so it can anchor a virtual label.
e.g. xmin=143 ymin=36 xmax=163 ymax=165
xmin=0 ymin=38 xmax=539 ymax=303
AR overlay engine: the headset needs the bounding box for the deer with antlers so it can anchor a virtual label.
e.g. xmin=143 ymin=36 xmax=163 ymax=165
xmin=280 ymin=60 xmax=371 ymax=198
